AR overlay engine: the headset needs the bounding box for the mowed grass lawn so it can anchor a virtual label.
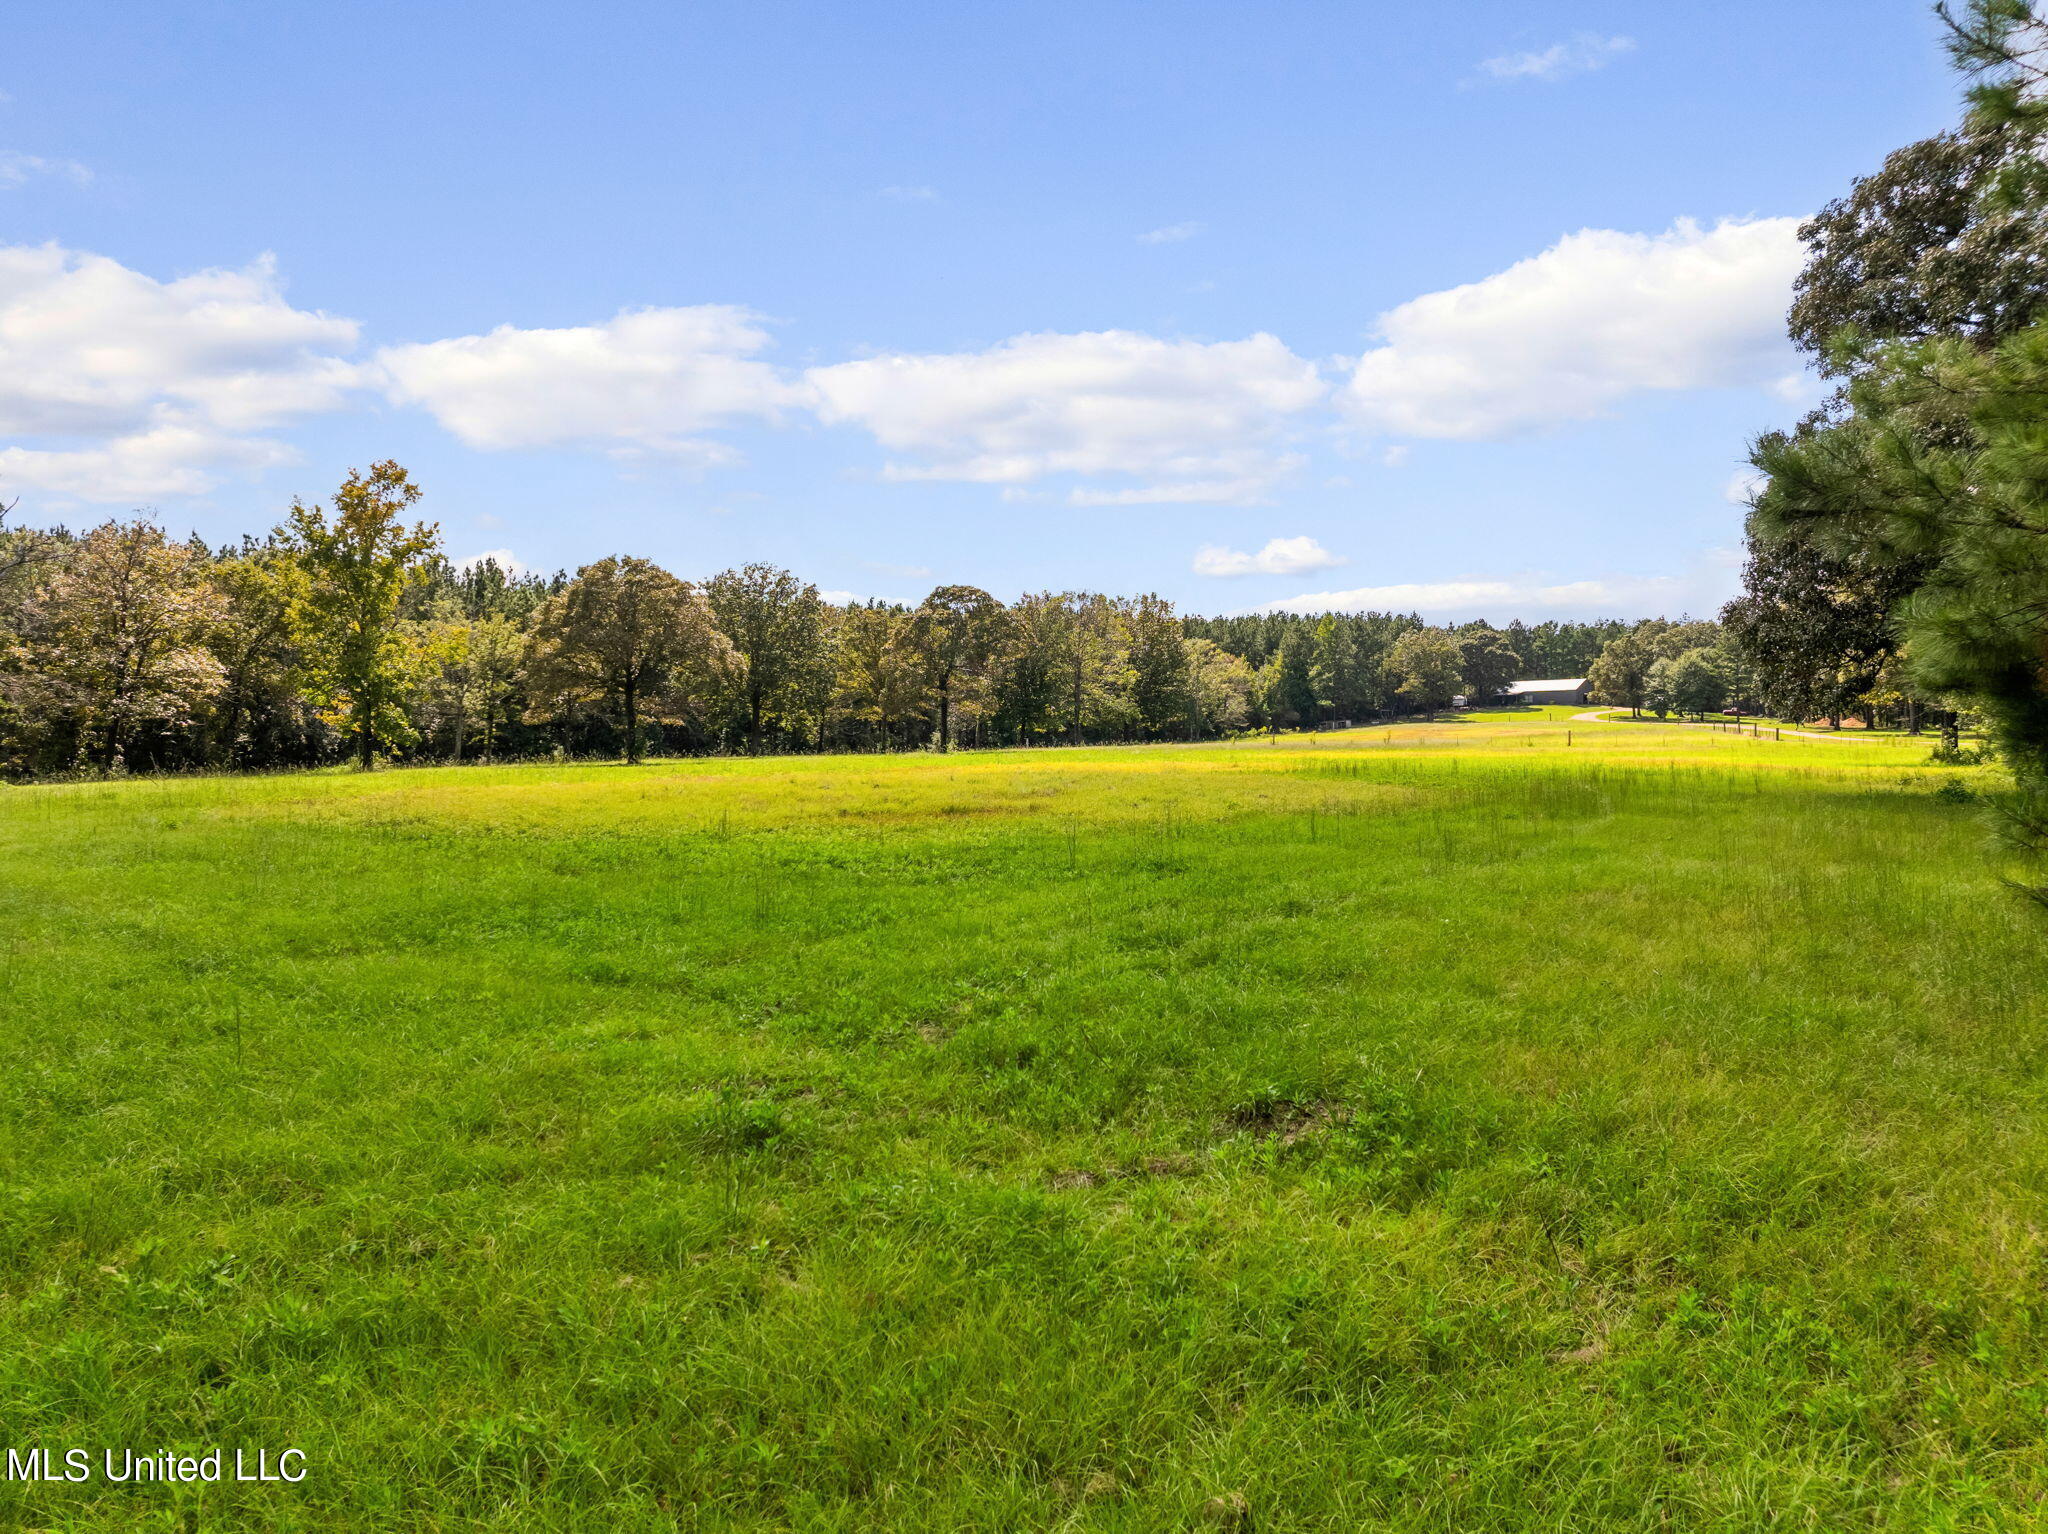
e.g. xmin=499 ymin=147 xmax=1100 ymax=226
xmin=3 ymin=710 xmax=2043 ymax=1532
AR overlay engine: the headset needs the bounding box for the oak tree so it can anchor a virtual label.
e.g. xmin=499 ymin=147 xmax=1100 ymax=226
xmin=523 ymin=556 xmax=728 ymax=763
xmin=282 ymin=462 xmax=440 ymax=769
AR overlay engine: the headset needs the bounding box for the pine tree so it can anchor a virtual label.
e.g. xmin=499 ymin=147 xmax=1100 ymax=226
xmin=1267 ymin=630 xmax=1318 ymax=728
xmin=1308 ymin=616 xmax=1364 ymax=722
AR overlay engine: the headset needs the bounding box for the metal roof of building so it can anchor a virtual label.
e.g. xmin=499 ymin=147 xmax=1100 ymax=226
xmin=1503 ymin=678 xmax=1588 ymax=694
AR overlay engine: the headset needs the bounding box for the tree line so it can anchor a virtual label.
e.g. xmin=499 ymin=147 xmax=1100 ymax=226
xmin=2 ymin=446 xmax=1947 ymax=783
xmin=0 ymin=463 xmax=1676 ymax=779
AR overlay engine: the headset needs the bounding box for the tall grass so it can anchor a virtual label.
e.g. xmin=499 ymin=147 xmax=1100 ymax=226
xmin=0 ymin=713 xmax=2036 ymax=1530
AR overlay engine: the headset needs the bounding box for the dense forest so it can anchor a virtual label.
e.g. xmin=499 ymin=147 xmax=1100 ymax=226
xmin=0 ymin=437 xmax=1962 ymax=780
xmin=0 ymin=463 xmax=1711 ymax=779
xmin=0 ymin=470 xmax=1647 ymax=778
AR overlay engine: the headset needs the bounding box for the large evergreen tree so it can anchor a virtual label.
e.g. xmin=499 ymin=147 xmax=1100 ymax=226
xmin=1739 ymin=0 xmax=2048 ymax=790
xmin=1308 ymin=616 xmax=1367 ymax=722
xmin=1266 ymin=630 xmax=1318 ymax=728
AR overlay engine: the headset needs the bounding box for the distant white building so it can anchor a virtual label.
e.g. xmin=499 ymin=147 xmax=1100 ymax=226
xmin=1500 ymin=678 xmax=1590 ymax=706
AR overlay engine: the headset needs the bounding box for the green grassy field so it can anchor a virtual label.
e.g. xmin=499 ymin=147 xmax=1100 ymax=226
xmin=2 ymin=710 xmax=2042 ymax=1531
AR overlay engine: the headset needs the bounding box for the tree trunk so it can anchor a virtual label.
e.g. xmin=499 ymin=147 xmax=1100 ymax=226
xmin=100 ymin=651 xmax=130 ymax=769
xmin=938 ymin=671 xmax=952 ymax=752
xmin=624 ymin=676 xmax=640 ymax=764
xmin=749 ymin=692 xmax=763 ymax=756
xmin=215 ymin=663 xmax=249 ymax=767
xmin=1907 ymin=698 xmax=1921 ymax=735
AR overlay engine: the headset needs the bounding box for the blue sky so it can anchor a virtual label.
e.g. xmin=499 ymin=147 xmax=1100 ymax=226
xmin=3 ymin=1 xmax=1960 ymax=619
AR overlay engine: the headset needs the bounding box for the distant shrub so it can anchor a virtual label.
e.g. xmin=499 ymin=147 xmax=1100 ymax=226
xmin=1929 ymin=742 xmax=1989 ymax=766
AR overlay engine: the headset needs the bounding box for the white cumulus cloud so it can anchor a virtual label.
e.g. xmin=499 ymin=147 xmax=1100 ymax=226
xmin=1724 ymin=468 xmax=1768 ymax=505
xmin=0 ymin=243 xmax=362 ymax=501
xmin=1070 ymin=473 xmax=1301 ymax=506
xmin=1138 ymin=221 xmax=1203 ymax=244
xmin=1252 ymin=569 xmax=1727 ymax=620
xmin=805 ymin=329 xmax=1325 ymax=505
xmin=0 ymin=153 xmax=93 ymax=190
xmin=0 ymin=425 xmax=298 ymax=503
xmin=1193 ymin=535 xmax=1346 ymax=577
xmin=0 ymin=224 xmax=1813 ymax=513
xmin=1342 ymin=217 xmax=1806 ymax=440
xmin=1478 ymin=35 xmax=1635 ymax=83
xmin=375 ymin=306 xmax=795 ymax=461
xmin=457 ymin=547 xmax=531 ymax=577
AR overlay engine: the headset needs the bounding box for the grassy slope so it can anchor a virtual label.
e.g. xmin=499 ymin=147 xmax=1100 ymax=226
xmin=1 ymin=712 xmax=2042 ymax=1531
